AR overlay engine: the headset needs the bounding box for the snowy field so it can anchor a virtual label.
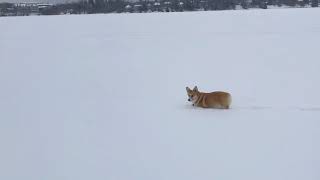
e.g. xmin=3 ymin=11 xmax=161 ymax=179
xmin=1 ymin=8 xmax=320 ymax=180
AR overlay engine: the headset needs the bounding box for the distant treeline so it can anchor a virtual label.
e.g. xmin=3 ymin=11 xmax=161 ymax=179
xmin=0 ymin=0 xmax=319 ymax=16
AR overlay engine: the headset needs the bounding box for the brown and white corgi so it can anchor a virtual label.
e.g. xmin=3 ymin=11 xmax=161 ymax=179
xmin=186 ymin=86 xmax=232 ymax=109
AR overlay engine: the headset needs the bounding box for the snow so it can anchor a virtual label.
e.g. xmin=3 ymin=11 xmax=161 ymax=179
xmin=1 ymin=8 xmax=320 ymax=180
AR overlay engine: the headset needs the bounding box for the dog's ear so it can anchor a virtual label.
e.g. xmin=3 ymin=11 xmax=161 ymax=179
xmin=193 ymin=86 xmax=198 ymax=92
xmin=186 ymin=87 xmax=191 ymax=92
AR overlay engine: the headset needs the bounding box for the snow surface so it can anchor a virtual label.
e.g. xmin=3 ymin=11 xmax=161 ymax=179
xmin=1 ymin=9 xmax=320 ymax=180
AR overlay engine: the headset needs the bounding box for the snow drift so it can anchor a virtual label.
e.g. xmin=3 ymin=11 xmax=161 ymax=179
xmin=1 ymin=8 xmax=320 ymax=180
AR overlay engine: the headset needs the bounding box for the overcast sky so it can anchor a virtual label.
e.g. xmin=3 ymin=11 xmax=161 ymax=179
xmin=0 ymin=0 xmax=78 ymax=3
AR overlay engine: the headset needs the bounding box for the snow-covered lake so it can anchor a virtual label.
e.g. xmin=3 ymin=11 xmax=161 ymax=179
xmin=1 ymin=9 xmax=320 ymax=180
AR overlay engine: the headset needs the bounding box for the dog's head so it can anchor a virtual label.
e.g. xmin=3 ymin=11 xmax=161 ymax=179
xmin=186 ymin=86 xmax=199 ymax=103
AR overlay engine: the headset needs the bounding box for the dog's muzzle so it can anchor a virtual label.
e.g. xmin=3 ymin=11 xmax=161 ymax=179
xmin=188 ymin=98 xmax=191 ymax=101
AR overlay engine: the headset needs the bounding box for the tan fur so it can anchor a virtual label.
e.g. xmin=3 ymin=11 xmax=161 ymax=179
xmin=186 ymin=86 xmax=232 ymax=109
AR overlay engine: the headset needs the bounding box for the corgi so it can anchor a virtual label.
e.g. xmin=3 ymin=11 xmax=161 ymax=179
xmin=186 ymin=86 xmax=232 ymax=109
